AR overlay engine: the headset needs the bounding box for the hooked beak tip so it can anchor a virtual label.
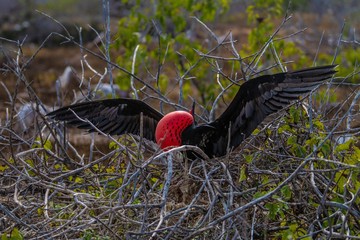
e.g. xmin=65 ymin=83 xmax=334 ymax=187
xmin=190 ymin=101 xmax=195 ymax=116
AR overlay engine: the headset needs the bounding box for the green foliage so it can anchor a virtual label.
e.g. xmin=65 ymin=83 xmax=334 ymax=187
xmin=265 ymin=201 xmax=287 ymax=220
xmin=333 ymin=138 xmax=360 ymax=196
xmin=244 ymin=0 xmax=314 ymax=71
xmin=246 ymin=0 xmax=284 ymax=25
xmin=318 ymin=46 xmax=359 ymax=83
xmin=0 ymin=163 xmax=9 ymax=172
xmin=238 ymin=164 xmax=247 ymax=183
xmin=83 ymin=230 xmax=110 ymax=240
xmin=313 ymin=88 xmax=338 ymax=105
xmin=252 ymin=102 xmax=360 ymax=238
xmin=1 ymin=228 xmax=23 ymax=240
xmin=278 ymin=105 xmax=336 ymax=158
xmin=113 ymin=0 xmax=231 ymax=104
xmin=32 ymin=137 xmax=53 ymax=151
xmin=280 ymin=185 xmax=292 ymax=201
xmin=246 ymin=0 xmax=283 ymax=51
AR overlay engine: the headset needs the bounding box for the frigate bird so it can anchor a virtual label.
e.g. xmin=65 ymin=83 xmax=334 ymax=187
xmin=47 ymin=65 xmax=336 ymax=157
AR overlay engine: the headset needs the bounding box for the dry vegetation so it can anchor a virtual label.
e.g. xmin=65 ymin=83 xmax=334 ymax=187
xmin=1 ymin=7 xmax=360 ymax=240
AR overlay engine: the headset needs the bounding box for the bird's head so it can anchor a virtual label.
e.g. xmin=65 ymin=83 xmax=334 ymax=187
xmin=155 ymin=109 xmax=194 ymax=150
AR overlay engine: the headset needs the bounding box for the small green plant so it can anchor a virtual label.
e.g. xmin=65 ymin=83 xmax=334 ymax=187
xmin=1 ymin=228 xmax=23 ymax=240
xmin=82 ymin=230 xmax=111 ymax=240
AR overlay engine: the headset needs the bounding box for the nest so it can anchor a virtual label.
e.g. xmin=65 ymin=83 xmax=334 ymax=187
xmin=1 ymin=112 xmax=359 ymax=239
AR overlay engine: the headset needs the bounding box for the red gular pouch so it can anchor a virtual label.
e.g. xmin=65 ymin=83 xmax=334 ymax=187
xmin=155 ymin=111 xmax=194 ymax=150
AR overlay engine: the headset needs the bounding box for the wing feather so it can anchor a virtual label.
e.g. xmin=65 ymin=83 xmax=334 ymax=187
xmin=47 ymin=98 xmax=164 ymax=142
xmin=183 ymin=65 xmax=337 ymax=157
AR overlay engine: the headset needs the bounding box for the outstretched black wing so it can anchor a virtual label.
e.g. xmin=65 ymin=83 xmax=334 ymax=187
xmin=182 ymin=65 xmax=337 ymax=157
xmin=47 ymin=98 xmax=164 ymax=141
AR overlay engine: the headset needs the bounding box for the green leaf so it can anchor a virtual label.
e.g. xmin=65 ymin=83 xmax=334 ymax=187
xmin=252 ymin=128 xmax=260 ymax=135
xmin=294 ymin=145 xmax=307 ymax=157
xmin=74 ymin=177 xmax=83 ymax=184
xmin=312 ymin=118 xmax=325 ymax=131
xmin=281 ymin=185 xmax=292 ymax=201
xmin=1 ymin=233 xmax=8 ymax=240
xmin=0 ymin=164 xmax=9 ymax=172
xmin=319 ymin=140 xmax=331 ymax=157
xmin=158 ymin=74 xmax=169 ymax=92
xmin=335 ymin=138 xmax=353 ymax=152
xmin=287 ymin=135 xmax=297 ymax=146
xmin=289 ymin=223 xmax=298 ymax=232
xmin=253 ymin=191 xmax=266 ymax=199
xmin=265 ymin=202 xmax=280 ymax=220
xmin=244 ymin=154 xmax=253 ymax=163
xmin=278 ymin=124 xmax=291 ymax=134
xmin=10 ymin=228 xmax=23 ymax=240
xmin=289 ymin=106 xmax=300 ymax=123
xmin=109 ymin=141 xmax=118 ymax=149
xmin=43 ymin=139 xmax=52 ymax=151
xmin=238 ymin=165 xmax=247 ymax=183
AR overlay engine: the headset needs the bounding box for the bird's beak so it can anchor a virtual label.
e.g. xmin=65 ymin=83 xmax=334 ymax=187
xmin=190 ymin=101 xmax=195 ymax=117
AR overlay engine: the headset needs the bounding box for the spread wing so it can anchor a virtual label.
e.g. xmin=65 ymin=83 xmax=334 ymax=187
xmin=47 ymin=98 xmax=163 ymax=141
xmin=184 ymin=65 xmax=337 ymax=157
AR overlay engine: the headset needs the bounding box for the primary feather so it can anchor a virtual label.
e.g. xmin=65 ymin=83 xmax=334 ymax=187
xmin=48 ymin=65 xmax=336 ymax=157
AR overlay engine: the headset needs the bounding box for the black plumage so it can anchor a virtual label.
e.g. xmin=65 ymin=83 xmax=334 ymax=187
xmin=48 ymin=65 xmax=336 ymax=157
xmin=47 ymin=98 xmax=163 ymax=141
xmin=182 ymin=65 xmax=337 ymax=156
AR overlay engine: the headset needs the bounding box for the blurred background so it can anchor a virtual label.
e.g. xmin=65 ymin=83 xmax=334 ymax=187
xmin=1 ymin=0 xmax=359 ymax=44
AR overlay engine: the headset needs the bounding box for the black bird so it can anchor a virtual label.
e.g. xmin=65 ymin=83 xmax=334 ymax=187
xmin=47 ymin=65 xmax=336 ymax=157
